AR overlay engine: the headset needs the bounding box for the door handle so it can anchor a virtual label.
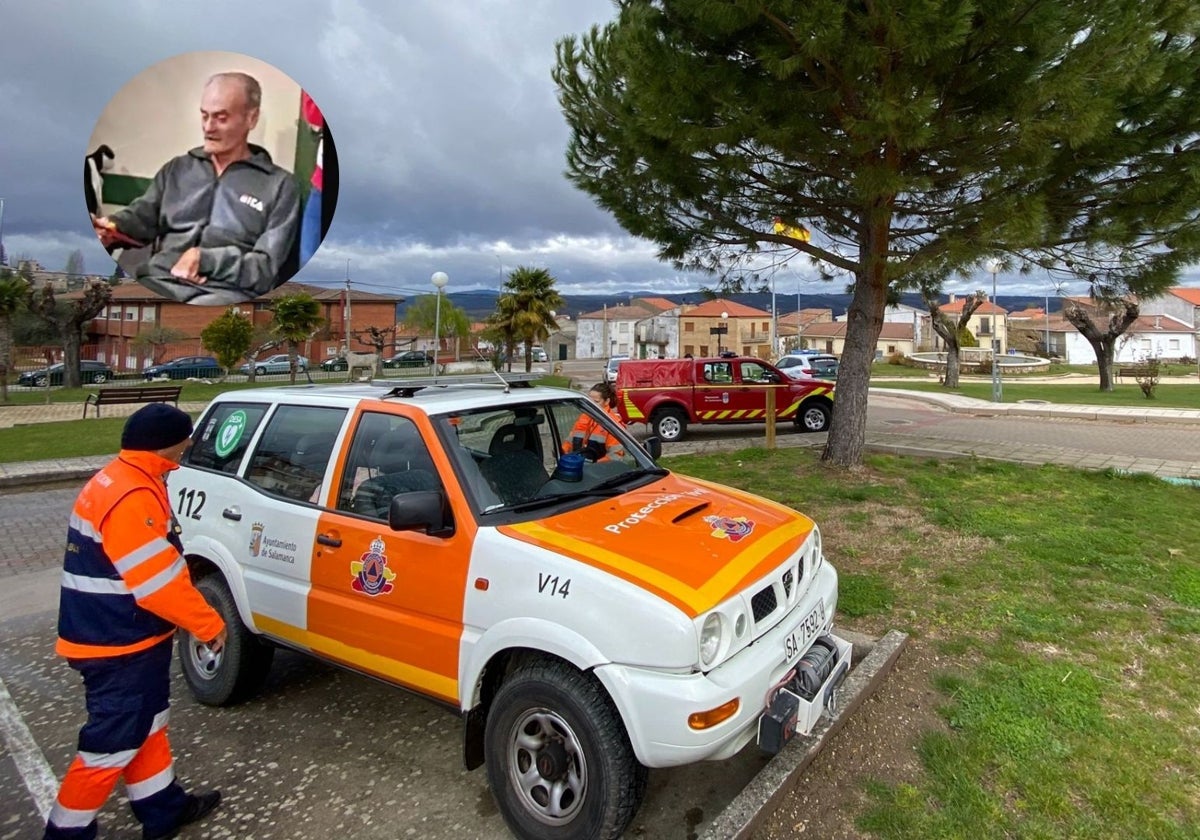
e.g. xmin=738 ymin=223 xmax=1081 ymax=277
xmin=223 ymin=507 xmax=242 ymax=521
xmin=317 ymin=533 xmax=342 ymax=547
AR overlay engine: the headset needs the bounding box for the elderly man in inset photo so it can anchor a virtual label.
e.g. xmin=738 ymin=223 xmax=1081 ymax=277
xmin=92 ymin=72 xmax=300 ymax=305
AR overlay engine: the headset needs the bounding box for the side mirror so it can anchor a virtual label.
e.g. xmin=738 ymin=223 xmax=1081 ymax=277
xmin=642 ymin=436 xmax=663 ymax=460
xmin=389 ymin=490 xmax=454 ymax=537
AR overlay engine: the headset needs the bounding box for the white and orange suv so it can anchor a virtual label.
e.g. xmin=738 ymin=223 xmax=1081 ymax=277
xmin=169 ymin=373 xmax=847 ymax=840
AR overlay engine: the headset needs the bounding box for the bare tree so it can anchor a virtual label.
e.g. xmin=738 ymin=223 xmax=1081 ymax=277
xmin=352 ymin=324 xmax=397 ymax=377
xmin=921 ymin=288 xmax=986 ymax=389
xmin=1062 ymin=291 xmax=1139 ymax=392
xmin=26 ymin=281 xmax=112 ymax=388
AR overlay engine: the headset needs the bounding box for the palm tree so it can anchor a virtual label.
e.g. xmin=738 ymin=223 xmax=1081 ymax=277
xmin=500 ymin=266 xmax=563 ymax=372
xmin=485 ymin=293 xmax=521 ymax=371
xmin=0 ymin=271 xmax=28 ymax=403
xmin=270 ymin=293 xmax=324 ymax=384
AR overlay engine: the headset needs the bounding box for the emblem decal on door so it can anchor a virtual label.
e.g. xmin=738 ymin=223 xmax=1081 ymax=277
xmin=351 ymin=536 xmax=396 ymax=596
xmin=249 ymin=522 xmax=265 ymax=556
xmin=704 ymin=515 xmax=755 ymax=542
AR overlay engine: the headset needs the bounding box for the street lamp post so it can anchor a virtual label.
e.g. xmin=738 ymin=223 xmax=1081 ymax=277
xmin=431 ymin=271 xmax=448 ymax=384
xmin=709 ymin=310 xmax=729 ymax=354
xmin=985 ymin=259 xmax=1003 ymax=402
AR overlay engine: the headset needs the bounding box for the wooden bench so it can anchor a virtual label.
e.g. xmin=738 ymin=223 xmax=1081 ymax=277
xmin=1116 ymin=366 xmax=1154 ymax=382
xmin=83 ymin=385 xmax=183 ymax=418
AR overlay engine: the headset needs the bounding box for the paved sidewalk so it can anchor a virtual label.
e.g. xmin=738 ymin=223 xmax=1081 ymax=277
xmin=2 ymin=391 xmax=1199 ymax=489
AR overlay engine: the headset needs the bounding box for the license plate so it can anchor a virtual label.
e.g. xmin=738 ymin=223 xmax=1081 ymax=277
xmin=782 ymin=601 xmax=825 ymax=665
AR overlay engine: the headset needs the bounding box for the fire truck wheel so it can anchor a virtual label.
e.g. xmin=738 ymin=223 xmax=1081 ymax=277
xmin=796 ymin=402 xmax=831 ymax=433
xmin=650 ymin=406 xmax=688 ymax=442
xmin=179 ymin=574 xmax=275 ymax=706
xmin=485 ymin=659 xmax=647 ymax=840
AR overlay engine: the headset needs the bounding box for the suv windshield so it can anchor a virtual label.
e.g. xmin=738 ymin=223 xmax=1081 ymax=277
xmin=436 ymin=397 xmax=658 ymax=518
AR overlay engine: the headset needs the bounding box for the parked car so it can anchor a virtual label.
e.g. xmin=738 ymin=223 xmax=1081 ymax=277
xmin=382 ymin=350 xmax=433 ymax=368
xmin=143 ymin=355 xmax=223 ymax=380
xmin=776 ymin=353 xmax=840 ymax=381
xmin=321 ymin=355 xmax=349 ymax=372
xmin=170 ymin=376 xmax=846 ymax=839
xmin=238 ymin=354 xmax=309 ymax=375
xmin=605 ymin=355 xmax=629 ymax=383
xmin=18 ymin=360 xmax=114 ymax=387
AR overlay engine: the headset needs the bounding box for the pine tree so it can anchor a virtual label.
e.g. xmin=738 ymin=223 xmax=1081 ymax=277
xmin=555 ymin=0 xmax=1200 ymax=467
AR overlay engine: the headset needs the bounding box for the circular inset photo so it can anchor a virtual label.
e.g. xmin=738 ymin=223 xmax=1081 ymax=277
xmin=85 ymin=50 xmax=338 ymax=305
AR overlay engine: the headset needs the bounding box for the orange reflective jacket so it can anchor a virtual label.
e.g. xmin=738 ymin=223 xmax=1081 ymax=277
xmin=56 ymin=450 xmax=225 ymax=659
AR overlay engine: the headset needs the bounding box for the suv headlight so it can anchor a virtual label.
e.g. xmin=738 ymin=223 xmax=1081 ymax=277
xmin=699 ymin=613 xmax=723 ymax=668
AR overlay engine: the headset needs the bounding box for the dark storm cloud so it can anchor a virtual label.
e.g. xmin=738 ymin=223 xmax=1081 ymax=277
xmin=2 ymin=0 xmax=697 ymax=294
xmin=3 ymin=0 xmax=1110 ymax=298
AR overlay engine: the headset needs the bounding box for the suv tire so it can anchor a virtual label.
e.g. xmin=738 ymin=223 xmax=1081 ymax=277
xmin=485 ymin=660 xmax=647 ymax=840
xmin=179 ymin=574 xmax=275 ymax=706
xmin=650 ymin=406 xmax=688 ymax=442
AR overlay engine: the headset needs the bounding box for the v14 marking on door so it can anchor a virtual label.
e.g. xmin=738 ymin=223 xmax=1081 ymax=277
xmin=538 ymin=572 xmax=571 ymax=599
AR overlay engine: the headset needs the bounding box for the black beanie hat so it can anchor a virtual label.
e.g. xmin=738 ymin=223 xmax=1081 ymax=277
xmin=121 ymin=404 xmax=194 ymax=451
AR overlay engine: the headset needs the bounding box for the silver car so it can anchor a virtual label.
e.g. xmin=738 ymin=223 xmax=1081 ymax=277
xmin=238 ymin=354 xmax=309 ymax=375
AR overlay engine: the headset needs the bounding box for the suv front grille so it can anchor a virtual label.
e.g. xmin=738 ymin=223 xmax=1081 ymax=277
xmin=782 ymin=568 xmax=794 ymax=598
xmin=751 ymin=586 xmax=777 ymax=621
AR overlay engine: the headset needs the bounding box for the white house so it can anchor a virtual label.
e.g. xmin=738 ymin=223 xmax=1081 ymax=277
xmin=1139 ymin=287 xmax=1200 ymax=331
xmin=1059 ymin=314 xmax=1196 ymax=364
xmin=576 ymin=299 xmax=676 ymax=359
xmin=837 ymin=303 xmax=928 ymax=349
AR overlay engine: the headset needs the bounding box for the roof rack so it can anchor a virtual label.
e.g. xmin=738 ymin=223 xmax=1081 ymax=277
xmin=371 ymin=371 xmax=543 ymax=399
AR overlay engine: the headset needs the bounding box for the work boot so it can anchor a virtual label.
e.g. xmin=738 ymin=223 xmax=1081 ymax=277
xmin=143 ymin=790 xmax=221 ymax=840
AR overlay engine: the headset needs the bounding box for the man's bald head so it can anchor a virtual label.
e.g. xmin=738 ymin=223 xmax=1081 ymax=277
xmin=205 ymin=72 xmax=261 ymax=110
xmin=200 ymin=72 xmax=260 ymax=163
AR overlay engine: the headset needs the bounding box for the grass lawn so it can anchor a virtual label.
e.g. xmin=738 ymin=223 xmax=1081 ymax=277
xmin=670 ymin=447 xmax=1200 ymax=839
xmin=871 ymin=380 xmax=1200 ymax=409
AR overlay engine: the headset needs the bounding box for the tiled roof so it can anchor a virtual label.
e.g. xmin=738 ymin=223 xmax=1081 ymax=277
xmin=578 ymin=304 xmax=657 ymax=320
xmin=1170 ymin=287 xmax=1200 ymax=306
xmin=803 ymin=321 xmax=914 ymax=340
xmin=635 ymin=296 xmax=678 ymax=312
xmin=684 ymin=298 xmax=771 ymax=317
xmin=1130 ymin=314 xmax=1193 ymax=332
xmin=778 ymin=308 xmax=833 ymax=326
xmin=941 ymin=298 xmax=1006 ymax=315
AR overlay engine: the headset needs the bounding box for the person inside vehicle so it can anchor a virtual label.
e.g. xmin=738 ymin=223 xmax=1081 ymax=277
xmin=563 ymin=383 xmax=626 ymax=462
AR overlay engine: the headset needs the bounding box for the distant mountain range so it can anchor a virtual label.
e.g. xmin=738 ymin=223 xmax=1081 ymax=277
xmin=412 ymin=290 xmax=1060 ymax=321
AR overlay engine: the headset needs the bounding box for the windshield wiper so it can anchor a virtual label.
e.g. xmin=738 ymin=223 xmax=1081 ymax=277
xmin=585 ymin=467 xmax=669 ymax=493
xmin=481 ymin=468 xmax=669 ymax=515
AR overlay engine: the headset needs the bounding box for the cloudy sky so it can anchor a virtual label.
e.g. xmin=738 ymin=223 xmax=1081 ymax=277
xmin=2 ymin=0 xmax=1193 ymax=303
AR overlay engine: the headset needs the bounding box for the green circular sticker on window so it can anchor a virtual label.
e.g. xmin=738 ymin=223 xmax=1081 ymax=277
xmin=214 ymin=410 xmax=248 ymax=457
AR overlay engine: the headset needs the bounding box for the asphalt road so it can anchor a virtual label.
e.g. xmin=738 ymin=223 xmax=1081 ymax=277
xmin=2 ymin=396 xmax=1197 ymax=839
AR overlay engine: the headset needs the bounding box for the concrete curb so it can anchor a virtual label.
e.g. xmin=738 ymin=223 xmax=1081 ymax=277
xmin=701 ymin=629 xmax=909 ymax=840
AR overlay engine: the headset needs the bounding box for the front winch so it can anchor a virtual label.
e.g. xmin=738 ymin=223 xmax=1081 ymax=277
xmin=789 ymin=635 xmax=840 ymax=701
xmin=757 ymin=635 xmax=845 ymax=756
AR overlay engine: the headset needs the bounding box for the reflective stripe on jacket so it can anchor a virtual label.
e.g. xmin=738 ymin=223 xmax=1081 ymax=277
xmin=56 ymin=450 xmax=225 ymax=659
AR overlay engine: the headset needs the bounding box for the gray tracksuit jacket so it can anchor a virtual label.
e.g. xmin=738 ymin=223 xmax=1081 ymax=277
xmin=112 ymin=145 xmax=300 ymax=303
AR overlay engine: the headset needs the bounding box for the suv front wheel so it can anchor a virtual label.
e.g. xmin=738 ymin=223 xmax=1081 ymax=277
xmin=485 ymin=660 xmax=647 ymax=840
xmin=179 ymin=574 xmax=275 ymax=706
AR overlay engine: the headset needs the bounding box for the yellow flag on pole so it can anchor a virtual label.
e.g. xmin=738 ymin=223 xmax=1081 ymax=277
xmin=772 ymin=216 xmax=811 ymax=242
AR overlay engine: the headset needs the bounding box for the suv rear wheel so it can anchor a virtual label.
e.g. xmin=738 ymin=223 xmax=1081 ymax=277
xmin=485 ymin=660 xmax=647 ymax=840
xmin=179 ymin=574 xmax=275 ymax=705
